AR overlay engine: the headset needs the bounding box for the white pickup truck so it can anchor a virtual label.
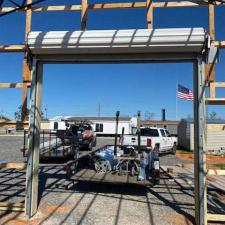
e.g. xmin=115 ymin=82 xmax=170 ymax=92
xmin=121 ymin=127 xmax=177 ymax=154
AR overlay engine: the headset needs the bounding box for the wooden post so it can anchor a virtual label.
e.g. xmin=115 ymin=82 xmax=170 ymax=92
xmin=22 ymin=0 xmax=32 ymax=121
xmin=193 ymin=58 xmax=207 ymax=225
xmin=146 ymin=0 xmax=153 ymax=29
xmin=208 ymin=2 xmax=215 ymax=85
xmin=81 ymin=0 xmax=88 ymax=30
xmin=25 ymin=59 xmax=43 ymax=218
xmin=114 ymin=111 xmax=120 ymax=156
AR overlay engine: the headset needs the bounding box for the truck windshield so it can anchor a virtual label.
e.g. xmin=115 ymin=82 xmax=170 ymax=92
xmin=140 ymin=128 xmax=159 ymax=137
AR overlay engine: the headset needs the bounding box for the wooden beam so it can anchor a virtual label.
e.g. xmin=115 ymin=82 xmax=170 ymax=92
xmin=207 ymin=124 xmax=225 ymax=131
xmin=207 ymin=213 xmax=225 ymax=222
xmin=208 ymin=3 xmax=215 ymax=82
xmin=0 ymin=5 xmax=82 ymax=12
xmin=146 ymin=0 xmax=153 ymax=29
xmin=81 ymin=0 xmax=88 ymax=30
xmin=0 ymin=45 xmax=25 ymax=52
xmin=0 ymin=202 xmax=25 ymax=211
xmin=0 ymin=162 xmax=26 ymax=170
xmin=25 ymin=0 xmax=32 ymax=35
xmin=213 ymin=41 xmax=225 ymax=48
xmin=209 ymin=3 xmax=215 ymax=40
xmin=207 ymin=169 xmax=225 ymax=175
xmin=0 ymin=1 xmax=220 ymax=13
xmin=212 ymin=82 xmax=225 ymax=87
xmin=207 ymin=63 xmax=215 ymax=82
xmin=0 ymin=121 xmax=29 ymax=129
xmin=209 ymin=82 xmax=215 ymax=98
xmin=0 ymin=83 xmax=24 ymax=88
xmin=153 ymin=1 xmax=207 ymax=7
xmin=206 ymin=98 xmax=225 ymax=105
xmin=22 ymin=0 xmax=32 ymax=122
xmin=88 ymin=2 xmax=145 ymax=10
xmin=22 ymin=83 xmax=28 ymax=121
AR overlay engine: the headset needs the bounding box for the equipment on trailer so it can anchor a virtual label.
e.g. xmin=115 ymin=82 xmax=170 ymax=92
xmin=65 ymin=144 xmax=160 ymax=185
xmin=57 ymin=122 xmax=96 ymax=150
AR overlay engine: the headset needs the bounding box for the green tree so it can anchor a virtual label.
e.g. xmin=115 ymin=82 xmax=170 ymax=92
xmin=144 ymin=111 xmax=155 ymax=120
xmin=209 ymin=112 xmax=217 ymax=120
xmin=14 ymin=105 xmax=29 ymax=121
xmin=14 ymin=105 xmax=44 ymax=121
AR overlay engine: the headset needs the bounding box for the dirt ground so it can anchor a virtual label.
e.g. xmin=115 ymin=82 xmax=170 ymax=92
xmin=0 ymin=137 xmax=224 ymax=225
xmin=176 ymin=151 xmax=225 ymax=170
xmin=0 ymin=168 xmax=196 ymax=225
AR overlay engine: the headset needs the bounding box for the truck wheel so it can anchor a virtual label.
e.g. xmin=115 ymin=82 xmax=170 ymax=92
xmin=172 ymin=144 xmax=177 ymax=155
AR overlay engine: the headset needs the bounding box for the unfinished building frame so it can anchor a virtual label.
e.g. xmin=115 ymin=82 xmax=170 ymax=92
xmin=0 ymin=1 xmax=225 ymax=224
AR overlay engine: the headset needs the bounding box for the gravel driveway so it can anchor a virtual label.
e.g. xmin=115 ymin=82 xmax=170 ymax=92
xmin=0 ymin=136 xmax=222 ymax=225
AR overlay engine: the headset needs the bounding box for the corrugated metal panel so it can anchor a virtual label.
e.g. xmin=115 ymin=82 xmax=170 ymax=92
xmin=27 ymin=28 xmax=208 ymax=55
xmin=207 ymin=131 xmax=225 ymax=151
xmin=189 ymin=124 xmax=225 ymax=151
xmin=190 ymin=124 xmax=194 ymax=150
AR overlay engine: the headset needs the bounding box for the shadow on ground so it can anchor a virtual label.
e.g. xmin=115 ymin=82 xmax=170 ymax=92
xmin=0 ymin=164 xmax=224 ymax=225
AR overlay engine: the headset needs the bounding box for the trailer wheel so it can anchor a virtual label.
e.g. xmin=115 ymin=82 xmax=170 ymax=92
xmin=172 ymin=143 xmax=177 ymax=155
xmin=131 ymin=166 xmax=136 ymax=177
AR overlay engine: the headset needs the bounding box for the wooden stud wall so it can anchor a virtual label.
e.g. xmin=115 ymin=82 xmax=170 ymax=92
xmin=22 ymin=0 xmax=32 ymax=121
xmin=0 ymin=2 xmax=224 ymax=115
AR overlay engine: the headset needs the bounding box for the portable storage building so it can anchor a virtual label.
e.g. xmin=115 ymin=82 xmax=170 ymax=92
xmin=178 ymin=119 xmax=225 ymax=152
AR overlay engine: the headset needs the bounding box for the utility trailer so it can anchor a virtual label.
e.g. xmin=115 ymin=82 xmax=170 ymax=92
xmin=64 ymin=144 xmax=160 ymax=187
xmin=21 ymin=130 xmax=76 ymax=159
xmin=21 ymin=121 xmax=97 ymax=160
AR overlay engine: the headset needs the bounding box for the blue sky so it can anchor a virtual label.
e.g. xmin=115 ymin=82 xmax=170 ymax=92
xmin=0 ymin=1 xmax=225 ymax=120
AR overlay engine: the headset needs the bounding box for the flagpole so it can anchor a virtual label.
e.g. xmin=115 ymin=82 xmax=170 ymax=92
xmin=176 ymin=82 xmax=178 ymax=120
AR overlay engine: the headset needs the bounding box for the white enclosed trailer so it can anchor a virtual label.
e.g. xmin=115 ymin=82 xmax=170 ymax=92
xmin=49 ymin=116 xmax=137 ymax=135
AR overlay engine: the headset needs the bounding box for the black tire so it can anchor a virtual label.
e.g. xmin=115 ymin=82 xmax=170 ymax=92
xmin=131 ymin=166 xmax=135 ymax=177
xmin=172 ymin=143 xmax=177 ymax=155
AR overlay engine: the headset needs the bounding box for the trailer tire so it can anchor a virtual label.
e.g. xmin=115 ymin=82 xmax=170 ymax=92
xmin=172 ymin=143 xmax=177 ymax=155
xmin=131 ymin=166 xmax=135 ymax=177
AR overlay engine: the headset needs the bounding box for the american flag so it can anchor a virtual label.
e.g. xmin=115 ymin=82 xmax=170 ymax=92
xmin=177 ymin=84 xmax=193 ymax=100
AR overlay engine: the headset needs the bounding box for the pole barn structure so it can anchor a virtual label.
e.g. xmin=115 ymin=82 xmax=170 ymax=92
xmin=26 ymin=27 xmax=209 ymax=225
xmin=0 ymin=1 xmax=225 ymax=224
